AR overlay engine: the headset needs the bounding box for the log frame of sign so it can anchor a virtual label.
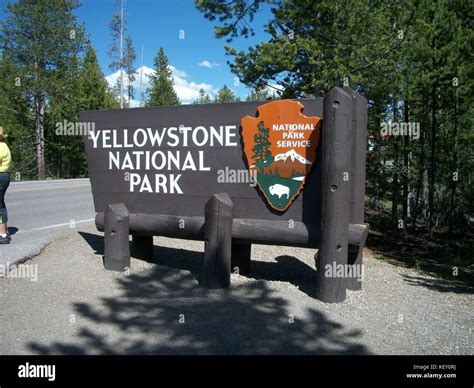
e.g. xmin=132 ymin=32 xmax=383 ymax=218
xmin=96 ymin=214 xmax=368 ymax=250
xmin=99 ymin=207 xmax=369 ymax=295
xmin=315 ymin=87 xmax=353 ymax=303
xmin=344 ymin=87 xmax=368 ymax=291
xmin=104 ymin=203 xmax=131 ymax=271
xmin=95 ymin=86 xmax=369 ymax=302
xmin=202 ymin=193 xmax=233 ymax=288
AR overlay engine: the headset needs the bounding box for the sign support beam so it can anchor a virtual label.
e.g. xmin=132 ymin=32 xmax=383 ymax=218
xmin=315 ymin=88 xmax=353 ymax=303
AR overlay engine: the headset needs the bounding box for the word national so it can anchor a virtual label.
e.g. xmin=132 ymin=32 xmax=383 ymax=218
xmin=272 ymin=123 xmax=314 ymax=131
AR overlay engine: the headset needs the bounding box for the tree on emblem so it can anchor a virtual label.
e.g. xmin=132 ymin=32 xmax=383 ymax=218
xmin=252 ymin=120 xmax=273 ymax=174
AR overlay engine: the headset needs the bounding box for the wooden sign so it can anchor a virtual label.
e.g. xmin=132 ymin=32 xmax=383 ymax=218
xmin=82 ymin=87 xmax=368 ymax=303
xmin=81 ymin=99 xmax=323 ymax=223
xmin=241 ymin=100 xmax=321 ymax=211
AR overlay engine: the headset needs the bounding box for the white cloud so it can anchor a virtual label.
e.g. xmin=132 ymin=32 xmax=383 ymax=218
xmin=105 ymin=65 xmax=216 ymax=106
xmin=198 ymin=60 xmax=220 ymax=69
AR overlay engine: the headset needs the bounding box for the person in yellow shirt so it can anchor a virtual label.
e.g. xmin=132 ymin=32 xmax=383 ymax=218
xmin=0 ymin=126 xmax=11 ymax=244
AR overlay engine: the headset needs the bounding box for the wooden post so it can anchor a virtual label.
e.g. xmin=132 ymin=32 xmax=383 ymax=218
xmin=202 ymin=193 xmax=233 ymax=288
xmin=231 ymin=242 xmax=251 ymax=275
xmin=315 ymin=87 xmax=353 ymax=303
xmin=104 ymin=203 xmax=130 ymax=271
xmin=345 ymin=88 xmax=368 ymax=291
xmin=132 ymin=235 xmax=154 ymax=261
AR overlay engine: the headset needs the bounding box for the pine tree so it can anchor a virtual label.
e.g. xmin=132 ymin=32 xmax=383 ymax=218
xmin=0 ymin=0 xmax=85 ymax=179
xmin=108 ymin=12 xmax=122 ymax=73
xmin=123 ymin=35 xmax=136 ymax=103
xmin=197 ymin=0 xmax=474 ymax=240
xmin=215 ymin=84 xmax=240 ymax=103
xmin=0 ymin=53 xmax=34 ymax=178
xmin=252 ymin=121 xmax=272 ymax=173
xmin=197 ymin=0 xmax=403 ymax=97
xmin=194 ymin=88 xmax=212 ymax=104
xmin=45 ymin=43 xmax=116 ymax=178
xmin=107 ymin=1 xmax=134 ymax=108
xmin=79 ymin=44 xmax=118 ymax=111
xmin=246 ymin=86 xmax=273 ymax=102
xmin=146 ymin=47 xmax=180 ymax=106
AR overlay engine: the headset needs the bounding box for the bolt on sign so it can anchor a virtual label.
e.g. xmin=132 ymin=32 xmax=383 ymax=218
xmin=82 ymin=87 xmax=369 ymax=303
xmin=241 ymin=100 xmax=321 ymax=211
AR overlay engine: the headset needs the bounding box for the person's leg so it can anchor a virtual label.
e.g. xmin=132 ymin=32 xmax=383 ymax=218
xmin=0 ymin=173 xmax=9 ymax=238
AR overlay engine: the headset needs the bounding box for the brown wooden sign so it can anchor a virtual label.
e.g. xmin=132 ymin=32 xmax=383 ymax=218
xmin=82 ymin=87 xmax=368 ymax=303
xmin=81 ymin=99 xmax=323 ymax=223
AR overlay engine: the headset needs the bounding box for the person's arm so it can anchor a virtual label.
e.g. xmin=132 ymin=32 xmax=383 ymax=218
xmin=0 ymin=143 xmax=10 ymax=169
xmin=5 ymin=144 xmax=11 ymax=167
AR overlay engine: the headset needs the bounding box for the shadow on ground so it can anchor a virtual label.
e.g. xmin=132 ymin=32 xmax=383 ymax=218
xmin=401 ymin=273 xmax=474 ymax=294
xmin=366 ymin=209 xmax=474 ymax=293
xmin=78 ymin=232 xmax=318 ymax=298
xmin=244 ymin=255 xmax=318 ymax=299
xmin=27 ymin=232 xmax=370 ymax=355
xmin=7 ymin=226 xmax=19 ymax=235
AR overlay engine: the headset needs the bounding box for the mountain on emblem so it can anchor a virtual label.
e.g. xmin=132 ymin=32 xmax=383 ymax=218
xmin=241 ymin=100 xmax=321 ymax=212
xmin=274 ymin=149 xmax=312 ymax=164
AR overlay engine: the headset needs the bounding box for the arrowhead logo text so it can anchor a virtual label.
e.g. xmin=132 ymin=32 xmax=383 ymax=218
xmin=241 ymin=100 xmax=321 ymax=211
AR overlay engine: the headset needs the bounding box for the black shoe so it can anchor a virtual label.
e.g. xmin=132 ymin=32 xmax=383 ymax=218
xmin=0 ymin=235 xmax=10 ymax=244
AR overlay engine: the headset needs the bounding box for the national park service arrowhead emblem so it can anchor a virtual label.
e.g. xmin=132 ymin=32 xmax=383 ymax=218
xmin=241 ymin=100 xmax=321 ymax=212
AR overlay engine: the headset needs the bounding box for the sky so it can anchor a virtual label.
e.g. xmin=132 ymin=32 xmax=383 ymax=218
xmin=0 ymin=0 xmax=275 ymax=105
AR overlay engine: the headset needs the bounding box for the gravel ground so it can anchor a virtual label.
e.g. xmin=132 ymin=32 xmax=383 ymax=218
xmin=0 ymin=224 xmax=472 ymax=355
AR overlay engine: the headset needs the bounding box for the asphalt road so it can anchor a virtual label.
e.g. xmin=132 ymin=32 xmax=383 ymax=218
xmin=0 ymin=178 xmax=95 ymax=266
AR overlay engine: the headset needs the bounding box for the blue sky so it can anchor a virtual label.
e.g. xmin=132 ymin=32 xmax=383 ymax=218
xmin=0 ymin=0 xmax=275 ymax=104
